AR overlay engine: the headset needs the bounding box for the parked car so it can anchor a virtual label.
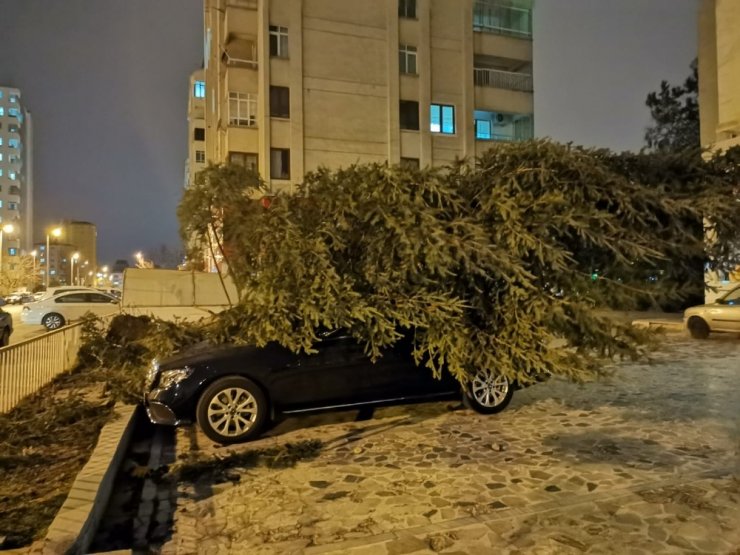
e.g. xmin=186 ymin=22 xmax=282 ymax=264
xmin=0 ymin=298 xmax=13 ymax=346
xmin=37 ymin=286 xmax=101 ymax=300
xmin=3 ymin=291 xmax=33 ymax=304
xmin=684 ymin=284 xmax=740 ymax=339
xmin=21 ymin=291 xmax=120 ymax=330
xmin=145 ymin=330 xmax=517 ymax=444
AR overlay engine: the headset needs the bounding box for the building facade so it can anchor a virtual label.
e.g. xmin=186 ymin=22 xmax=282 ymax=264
xmin=0 ymin=86 xmax=33 ymax=259
xmin=196 ymin=0 xmax=534 ymax=192
xmin=35 ymin=221 xmax=97 ymax=286
xmin=186 ymin=69 xmax=207 ymax=188
xmin=698 ymin=0 xmax=740 ymax=152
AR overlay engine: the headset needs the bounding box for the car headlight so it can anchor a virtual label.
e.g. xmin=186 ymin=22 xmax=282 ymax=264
xmin=158 ymin=367 xmax=194 ymax=390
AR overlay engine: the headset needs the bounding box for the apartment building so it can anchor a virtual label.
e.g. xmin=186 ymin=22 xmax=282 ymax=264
xmin=34 ymin=221 xmax=97 ymax=286
xmin=698 ymin=0 xmax=740 ymax=153
xmin=0 ymin=86 xmax=33 ymax=261
xmin=196 ymin=0 xmax=534 ymax=192
xmin=186 ymin=69 xmax=207 ymax=187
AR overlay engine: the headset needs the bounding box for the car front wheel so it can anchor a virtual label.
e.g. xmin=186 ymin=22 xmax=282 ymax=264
xmin=196 ymin=376 xmax=268 ymax=444
xmin=687 ymin=316 xmax=710 ymax=339
xmin=42 ymin=313 xmax=65 ymax=330
xmin=463 ymin=368 xmax=514 ymax=414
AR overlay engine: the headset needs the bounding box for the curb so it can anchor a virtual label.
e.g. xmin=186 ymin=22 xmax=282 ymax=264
xmin=631 ymin=318 xmax=684 ymax=332
xmin=37 ymin=404 xmax=139 ymax=555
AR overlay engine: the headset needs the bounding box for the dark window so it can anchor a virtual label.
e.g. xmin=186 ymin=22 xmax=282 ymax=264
xmin=229 ymin=151 xmax=258 ymax=172
xmin=270 ymin=148 xmax=290 ymax=179
xmin=399 ymin=100 xmax=420 ymax=131
xmin=86 ymin=293 xmax=115 ymax=303
xmin=270 ymin=86 xmax=290 ymax=118
xmin=194 ymin=128 xmax=205 ymax=141
xmin=399 ymin=0 xmax=416 ymax=18
xmin=55 ymin=293 xmax=88 ymax=303
xmin=400 ymin=157 xmax=420 ymax=170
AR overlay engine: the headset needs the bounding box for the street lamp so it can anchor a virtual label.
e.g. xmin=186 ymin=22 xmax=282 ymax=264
xmin=46 ymin=227 xmax=62 ymax=288
xmin=0 ymin=223 xmax=15 ymax=273
xmin=70 ymin=252 xmax=80 ymax=285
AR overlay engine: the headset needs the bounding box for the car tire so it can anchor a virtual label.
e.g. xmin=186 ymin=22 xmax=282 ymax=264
xmin=42 ymin=313 xmax=65 ymax=330
xmin=196 ymin=376 xmax=268 ymax=444
xmin=687 ymin=316 xmax=710 ymax=339
xmin=463 ymin=368 xmax=514 ymax=414
xmin=0 ymin=329 xmax=9 ymax=347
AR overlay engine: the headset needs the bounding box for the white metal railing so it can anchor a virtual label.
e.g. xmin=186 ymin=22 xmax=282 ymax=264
xmin=0 ymin=314 xmax=115 ymax=413
xmin=474 ymin=68 xmax=533 ymax=92
xmin=473 ymin=1 xmax=532 ymax=39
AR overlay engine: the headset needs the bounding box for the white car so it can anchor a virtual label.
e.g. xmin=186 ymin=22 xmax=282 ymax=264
xmin=684 ymin=285 xmax=740 ymax=339
xmin=21 ymin=291 xmax=120 ymax=330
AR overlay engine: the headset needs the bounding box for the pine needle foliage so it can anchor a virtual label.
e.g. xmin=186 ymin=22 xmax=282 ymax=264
xmin=177 ymin=140 xmax=740 ymax=385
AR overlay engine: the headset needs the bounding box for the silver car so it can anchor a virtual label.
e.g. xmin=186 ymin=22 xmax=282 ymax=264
xmin=684 ymin=285 xmax=740 ymax=339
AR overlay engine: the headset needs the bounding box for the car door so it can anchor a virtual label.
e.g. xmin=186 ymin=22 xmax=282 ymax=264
xmin=709 ymin=287 xmax=740 ymax=332
xmin=269 ymin=332 xmax=372 ymax=411
xmin=83 ymin=292 xmax=120 ymax=317
xmin=53 ymin=292 xmax=90 ymax=322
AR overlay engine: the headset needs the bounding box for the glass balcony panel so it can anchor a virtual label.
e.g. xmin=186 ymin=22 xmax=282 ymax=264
xmin=474 ymin=110 xmax=533 ymax=142
xmin=473 ymin=1 xmax=532 ymax=39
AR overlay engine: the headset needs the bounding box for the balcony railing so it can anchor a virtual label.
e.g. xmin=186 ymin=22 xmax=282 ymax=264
xmin=474 ymin=68 xmax=533 ymax=92
xmin=473 ymin=1 xmax=532 ymax=39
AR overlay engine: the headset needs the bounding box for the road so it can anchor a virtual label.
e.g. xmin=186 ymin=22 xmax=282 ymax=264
xmin=3 ymin=304 xmax=47 ymax=345
xmin=142 ymin=333 xmax=740 ymax=554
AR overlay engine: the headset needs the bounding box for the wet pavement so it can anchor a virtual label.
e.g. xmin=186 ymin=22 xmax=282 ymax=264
xmin=158 ymin=334 xmax=740 ymax=554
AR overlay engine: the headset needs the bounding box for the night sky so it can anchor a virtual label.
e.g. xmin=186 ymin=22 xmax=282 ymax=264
xmin=0 ymin=0 xmax=698 ymax=263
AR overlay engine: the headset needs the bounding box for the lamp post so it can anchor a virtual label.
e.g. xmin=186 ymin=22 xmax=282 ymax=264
xmin=30 ymin=250 xmax=38 ymax=283
xmin=46 ymin=227 xmax=62 ymax=288
xmin=70 ymin=252 xmax=80 ymax=285
xmin=0 ymin=223 xmax=15 ymax=273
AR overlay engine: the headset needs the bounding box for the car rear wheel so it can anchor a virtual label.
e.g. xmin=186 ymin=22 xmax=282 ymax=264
xmin=687 ymin=316 xmax=710 ymax=339
xmin=196 ymin=376 xmax=268 ymax=444
xmin=463 ymin=368 xmax=514 ymax=414
xmin=42 ymin=313 xmax=65 ymax=330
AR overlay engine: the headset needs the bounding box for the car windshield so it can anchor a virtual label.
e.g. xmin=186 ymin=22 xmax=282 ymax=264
xmin=719 ymin=286 xmax=740 ymax=304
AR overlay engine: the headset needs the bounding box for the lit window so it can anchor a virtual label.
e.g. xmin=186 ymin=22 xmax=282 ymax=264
xmin=8 ymin=108 xmax=20 ymax=118
xmin=399 ymin=0 xmax=416 ymax=18
xmin=9 ymin=94 xmax=18 ymax=103
xmin=228 ymin=92 xmax=257 ymax=127
xmin=195 ymin=150 xmax=205 ymax=164
xmin=430 ymin=104 xmax=455 ymax=134
xmin=270 ymin=148 xmax=290 ymax=179
xmin=475 ymin=119 xmax=492 ymax=139
xmin=0 ymin=107 xmax=3 ymax=116
xmin=193 ymin=81 xmax=205 ymax=98
xmin=8 ymin=124 xmax=18 ymax=133
xmin=0 ymin=200 xmax=3 ymax=208
xmin=8 ymin=248 xmax=17 ymax=256
xmin=0 ymin=153 xmax=2 ymax=162
xmin=269 ymin=26 xmax=289 ymax=58
xmin=0 ymin=137 xmax=2 ymax=146
xmin=269 ymin=86 xmax=290 ymax=118
xmin=9 ymin=171 xmax=16 ymax=180
xmin=8 ymin=138 xmax=20 ymax=149
xmin=399 ymin=45 xmax=417 ymax=75
xmin=0 ymin=169 xmax=2 ymax=177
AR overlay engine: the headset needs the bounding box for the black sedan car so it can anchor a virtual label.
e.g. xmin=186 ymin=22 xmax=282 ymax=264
xmin=0 ymin=298 xmax=13 ymax=347
xmin=145 ymin=331 xmax=515 ymax=444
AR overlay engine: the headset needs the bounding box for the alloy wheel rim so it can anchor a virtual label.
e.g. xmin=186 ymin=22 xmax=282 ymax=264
xmin=471 ymin=369 xmax=509 ymax=407
xmin=207 ymin=387 xmax=258 ymax=437
xmin=47 ymin=315 xmax=62 ymax=329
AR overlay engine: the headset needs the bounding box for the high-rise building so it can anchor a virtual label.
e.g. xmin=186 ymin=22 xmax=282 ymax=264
xmin=698 ymin=0 xmax=740 ymax=153
xmin=34 ymin=221 xmax=97 ymax=286
xmin=197 ymin=0 xmax=534 ymax=193
xmin=186 ymin=70 xmax=207 ymax=187
xmin=0 ymin=86 xmax=34 ymax=259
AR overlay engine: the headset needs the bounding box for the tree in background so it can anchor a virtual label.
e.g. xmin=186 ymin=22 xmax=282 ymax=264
xmin=178 ymin=142 xmax=740 ymax=385
xmin=0 ymin=255 xmax=38 ymax=296
xmin=644 ymin=60 xmax=699 ymax=152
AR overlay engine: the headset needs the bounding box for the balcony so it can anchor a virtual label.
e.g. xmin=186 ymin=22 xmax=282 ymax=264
xmin=474 ymin=110 xmax=533 ymax=142
xmin=223 ymin=36 xmax=258 ymax=70
xmin=474 ymin=68 xmax=532 ymax=92
xmin=473 ymin=1 xmax=532 ymax=40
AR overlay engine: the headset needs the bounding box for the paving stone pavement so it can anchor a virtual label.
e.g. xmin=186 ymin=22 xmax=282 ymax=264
xmin=159 ymin=335 xmax=740 ymax=554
